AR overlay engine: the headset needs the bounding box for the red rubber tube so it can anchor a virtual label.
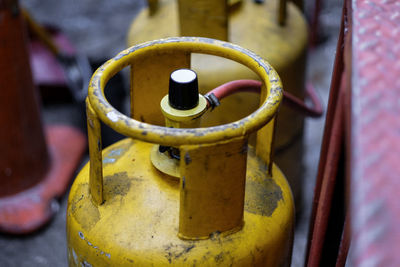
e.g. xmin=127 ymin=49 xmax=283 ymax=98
xmin=205 ymin=79 xmax=323 ymax=118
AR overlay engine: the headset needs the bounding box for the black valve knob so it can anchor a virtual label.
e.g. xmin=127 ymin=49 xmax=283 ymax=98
xmin=168 ymin=69 xmax=199 ymax=110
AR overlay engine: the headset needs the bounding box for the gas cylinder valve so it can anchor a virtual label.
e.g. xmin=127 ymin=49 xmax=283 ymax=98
xmin=154 ymin=69 xmax=208 ymax=177
xmin=168 ymin=69 xmax=199 ymax=110
xmin=160 ymin=68 xmax=208 ymax=129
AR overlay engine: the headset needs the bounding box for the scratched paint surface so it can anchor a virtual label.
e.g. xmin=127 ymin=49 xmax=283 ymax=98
xmin=102 ymin=143 xmax=128 ymax=165
xmin=87 ymin=37 xmax=283 ymax=147
xmin=67 ymin=138 xmax=294 ymax=266
xmin=68 ymin=36 xmax=293 ymax=266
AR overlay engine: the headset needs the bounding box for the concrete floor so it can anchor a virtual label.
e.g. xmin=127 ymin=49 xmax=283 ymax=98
xmin=0 ymin=0 xmax=342 ymax=266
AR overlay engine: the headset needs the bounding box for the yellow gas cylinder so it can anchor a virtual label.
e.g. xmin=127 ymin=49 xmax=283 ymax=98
xmin=127 ymin=0 xmax=307 ymax=149
xmin=127 ymin=0 xmax=308 ymax=206
xmin=67 ymin=37 xmax=294 ymax=266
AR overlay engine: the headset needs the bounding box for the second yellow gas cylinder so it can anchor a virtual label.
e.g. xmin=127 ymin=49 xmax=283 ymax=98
xmin=127 ymin=0 xmax=308 ymax=149
xmin=127 ymin=0 xmax=309 ymax=206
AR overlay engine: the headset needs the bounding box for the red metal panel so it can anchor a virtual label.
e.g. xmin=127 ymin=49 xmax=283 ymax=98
xmin=350 ymin=0 xmax=400 ymax=265
xmin=305 ymin=2 xmax=348 ymax=264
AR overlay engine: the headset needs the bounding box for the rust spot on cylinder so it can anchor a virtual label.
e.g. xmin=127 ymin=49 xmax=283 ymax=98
xmin=245 ymin=178 xmax=282 ymax=217
xmin=103 ymin=172 xmax=131 ymax=202
xmin=71 ymin=183 xmax=100 ymax=231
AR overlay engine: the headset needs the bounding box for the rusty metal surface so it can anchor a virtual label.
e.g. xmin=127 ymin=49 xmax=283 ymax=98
xmin=350 ymin=0 xmax=400 ymax=265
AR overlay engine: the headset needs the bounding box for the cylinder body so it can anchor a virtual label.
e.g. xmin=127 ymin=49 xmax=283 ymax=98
xmin=67 ymin=37 xmax=295 ymax=266
xmin=67 ymin=139 xmax=294 ymax=266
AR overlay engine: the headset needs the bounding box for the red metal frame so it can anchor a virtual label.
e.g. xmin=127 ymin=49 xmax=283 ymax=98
xmin=305 ymin=1 xmax=348 ymax=264
xmin=306 ymin=0 xmax=400 ymax=265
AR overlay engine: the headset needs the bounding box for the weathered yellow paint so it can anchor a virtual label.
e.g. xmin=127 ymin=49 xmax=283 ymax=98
xmin=87 ymin=38 xmax=282 ymax=149
xmin=127 ymin=0 xmax=308 ymax=150
xmin=130 ymin=51 xmax=191 ymax=125
xmin=150 ymin=145 xmax=180 ymax=178
xmin=150 ymin=93 xmax=208 ymax=178
xmin=179 ymin=137 xmax=248 ymax=240
xmin=68 ymin=140 xmax=294 ymax=266
xmin=67 ymin=38 xmax=294 ymax=266
xmin=86 ymin=99 xmax=103 ymax=205
xmin=178 ymin=0 xmax=228 ymax=41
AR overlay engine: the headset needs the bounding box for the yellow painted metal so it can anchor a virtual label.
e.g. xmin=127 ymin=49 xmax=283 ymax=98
xmin=150 ymin=93 xmax=208 ymax=178
xmin=130 ymin=51 xmax=191 ymax=126
xmin=160 ymin=94 xmax=208 ymax=128
xmin=68 ymin=140 xmax=294 ymax=266
xmin=87 ymin=38 xmax=282 ymax=149
xmin=86 ymin=99 xmax=103 ymax=205
xmin=178 ymin=0 xmax=228 ymax=41
xmin=127 ymin=0 xmax=308 ymax=150
xmin=150 ymin=145 xmax=180 ymax=178
xmin=67 ymin=38 xmax=294 ymax=266
xmin=68 ymin=142 xmax=295 ymax=265
xmin=179 ymin=137 xmax=248 ymax=240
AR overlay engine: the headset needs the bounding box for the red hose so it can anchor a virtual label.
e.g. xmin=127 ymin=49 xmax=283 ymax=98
xmin=205 ymin=79 xmax=323 ymax=118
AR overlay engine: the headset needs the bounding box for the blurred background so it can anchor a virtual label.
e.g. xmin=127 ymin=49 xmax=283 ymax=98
xmin=0 ymin=0 xmax=342 ymax=266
